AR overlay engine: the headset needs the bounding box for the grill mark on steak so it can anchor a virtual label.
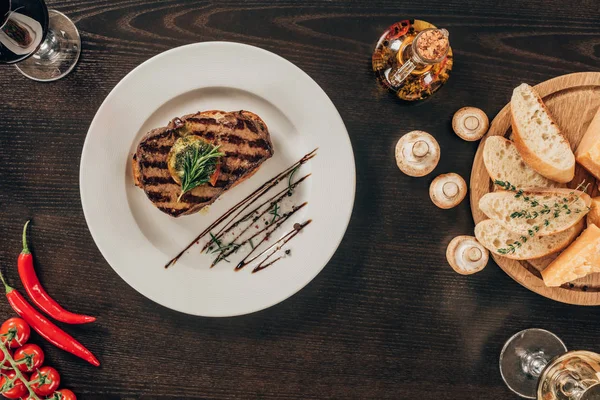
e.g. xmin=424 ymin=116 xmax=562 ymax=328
xmin=187 ymin=117 xmax=218 ymax=126
xmin=140 ymin=142 xmax=171 ymax=155
xmin=150 ymin=129 xmax=176 ymax=140
xmin=189 ymin=131 xmax=215 ymax=141
xmin=180 ymin=193 xmax=215 ymax=203
xmin=244 ymin=119 xmax=258 ymax=134
xmin=219 ymin=135 xmax=270 ymax=150
xmin=220 ymin=164 xmax=249 ymax=176
xmin=233 ymin=118 xmax=245 ymax=129
xmin=146 ymin=191 xmax=172 ymax=203
xmin=143 ymin=176 xmax=175 ymax=185
xmin=225 ymin=152 xmax=264 ymax=163
xmin=212 ymin=179 xmax=229 ymax=188
xmin=141 ymin=160 xmax=168 ymax=169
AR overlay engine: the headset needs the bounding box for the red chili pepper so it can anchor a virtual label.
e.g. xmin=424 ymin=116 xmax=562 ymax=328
xmin=0 ymin=270 xmax=100 ymax=367
xmin=18 ymin=221 xmax=95 ymax=325
xmin=209 ymin=163 xmax=221 ymax=186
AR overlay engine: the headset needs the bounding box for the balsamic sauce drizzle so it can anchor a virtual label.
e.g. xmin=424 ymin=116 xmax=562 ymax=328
xmin=212 ymin=202 xmax=308 ymax=267
xmin=205 ymin=174 xmax=311 ymax=254
xmin=244 ymin=220 xmax=312 ymax=273
xmin=164 ymin=149 xmax=317 ymax=269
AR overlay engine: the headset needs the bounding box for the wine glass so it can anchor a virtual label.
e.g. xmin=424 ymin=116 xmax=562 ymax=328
xmin=500 ymin=329 xmax=600 ymax=399
xmin=0 ymin=0 xmax=80 ymax=81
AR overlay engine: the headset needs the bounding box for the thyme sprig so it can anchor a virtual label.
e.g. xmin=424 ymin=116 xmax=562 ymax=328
xmin=493 ymin=180 xmax=590 ymax=255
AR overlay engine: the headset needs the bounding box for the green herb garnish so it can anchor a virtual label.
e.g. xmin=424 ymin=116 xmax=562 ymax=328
xmin=269 ymin=202 xmax=281 ymax=223
xmin=176 ymin=140 xmax=224 ymax=202
xmin=494 ymin=180 xmax=590 ymax=254
xmin=288 ymin=166 xmax=300 ymax=195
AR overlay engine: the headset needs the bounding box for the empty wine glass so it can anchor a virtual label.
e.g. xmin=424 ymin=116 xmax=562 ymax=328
xmin=500 ymin=329 xmax=600 ymax=399
xmin=0 ymin=0 xmax=80 ymax=81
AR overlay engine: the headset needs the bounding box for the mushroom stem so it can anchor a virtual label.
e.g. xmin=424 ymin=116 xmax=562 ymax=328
xmin=442 ymin=181 xmax=459 ymax=198
xmin=466 ymin=246 xmax=482 ymax=262
xmin=412 ymin=140 xmax=430 ymax=158
xmin=464 ymin=116 xmax=480 ymax=131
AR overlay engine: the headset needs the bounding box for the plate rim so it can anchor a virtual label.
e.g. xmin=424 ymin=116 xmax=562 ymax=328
xmin=80 ymin=41 xmax=356 ymax=316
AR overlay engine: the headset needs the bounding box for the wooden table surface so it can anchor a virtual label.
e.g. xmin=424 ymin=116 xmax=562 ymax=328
xmin=1 ymin=0 xmax=600 ymax=398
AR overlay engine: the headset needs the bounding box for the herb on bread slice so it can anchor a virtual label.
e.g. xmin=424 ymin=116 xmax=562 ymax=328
xmin=511 ymin=83 xmax=575 ymax=183
xmin=483 ymin=136 xmax=561 ymax=188
xmin=541 ymin=223 xmax=600 ymax=287
xmin=474 ymin=219 xmax=583 ymax=260
xmin=479 ymin=187 xmax=591 ymax=237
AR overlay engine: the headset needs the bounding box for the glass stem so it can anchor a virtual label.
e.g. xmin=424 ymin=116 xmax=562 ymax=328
xmin=35 ymin=28 xmax=60 ymax=60
xmin=520 ymin=350 xmax=549 ymax=377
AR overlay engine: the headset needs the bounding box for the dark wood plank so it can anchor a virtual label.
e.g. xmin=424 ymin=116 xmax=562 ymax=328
xmin=0 ymin=0 xmax=599 ymax=398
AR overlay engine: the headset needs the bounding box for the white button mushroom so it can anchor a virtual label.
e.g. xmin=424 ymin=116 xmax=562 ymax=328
xmin=446 ymin=236 xmax=489 ymax=275
xmin=452 ymin=107 xmax=489 ymax=141
xmin=395 ymin=131 xmax=440 ymax=177
xmin=429 ymin=173 xmax=467 ymax=209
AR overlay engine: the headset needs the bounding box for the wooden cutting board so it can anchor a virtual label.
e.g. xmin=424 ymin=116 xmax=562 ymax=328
xmin=470 ymin=72 xmax=600 ymax=305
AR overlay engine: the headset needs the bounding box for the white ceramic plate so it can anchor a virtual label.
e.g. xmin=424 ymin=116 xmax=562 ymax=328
xmin=80 ymin=42 xmax=355 ymax=317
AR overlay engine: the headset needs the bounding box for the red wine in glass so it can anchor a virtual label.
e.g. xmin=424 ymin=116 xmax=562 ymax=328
xmin=0 ymin=0 xmax=81 ymax=81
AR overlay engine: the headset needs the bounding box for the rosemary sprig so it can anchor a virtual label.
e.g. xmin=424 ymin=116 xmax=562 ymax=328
xmin=269 ymin=202 xmax=281 ymax=223
xmin=176 ymin=141 xmax=224 ymax=202
xmin=210 ymin=243 xmax=241 ymax=254
xmin=208 ymin=232 xmax=222 ymax=250
xmin=287 ymin=166 xmax=300 ymax=195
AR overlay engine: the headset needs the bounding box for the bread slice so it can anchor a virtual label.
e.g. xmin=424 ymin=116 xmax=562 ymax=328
xmin=511 ymin=83 xmax=575 ymax=183
xmin=575 ymin=106 xmax=600 ymax=180
xmin=474 ymin=219 xmax=582 ymax=260
xmin=541 ymin=224 xmax=600 ymax=287
xmin=479 ymin=188 xmax=591 ymax=236
xmin=483 ymin=136 xmax=560 ymax=189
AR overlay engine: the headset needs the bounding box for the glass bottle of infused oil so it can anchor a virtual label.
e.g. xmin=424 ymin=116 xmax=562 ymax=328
xmin=372 ymin=20 xmax=454 ymax=101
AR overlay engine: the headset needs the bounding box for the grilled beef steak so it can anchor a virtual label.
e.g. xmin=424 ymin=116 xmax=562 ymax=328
xmin=132 ymin=110 xmax=274 ymax=217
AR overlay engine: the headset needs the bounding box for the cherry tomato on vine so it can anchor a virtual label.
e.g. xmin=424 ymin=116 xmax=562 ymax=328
xmin=0 ymin=349 xmax=12 ymax=370
xmin=0 ymin=319 xmax=30 ymax=349
xmin=50 ymin=389 xmax=77 ymax=400
xmin=0 ymin=370 xmax=28 ymax=399
xmin=30 ymin=366 xmax=60 ymax=396
xmin=13 ymin=344 xmax=43 ymax=373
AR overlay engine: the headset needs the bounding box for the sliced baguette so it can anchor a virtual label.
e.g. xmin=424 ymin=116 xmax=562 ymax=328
xmin=474 ymin=219 xmax=582 ymax=260
xmin=479 ymin=188 xmax=591 ymax=236
xmin=483 ymin=136 xmax=560 ymax=188
xmin=541 ymin=224 xmax=600 ymax=287
xmin=511 ymin=83 xmax=575 ymax=183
